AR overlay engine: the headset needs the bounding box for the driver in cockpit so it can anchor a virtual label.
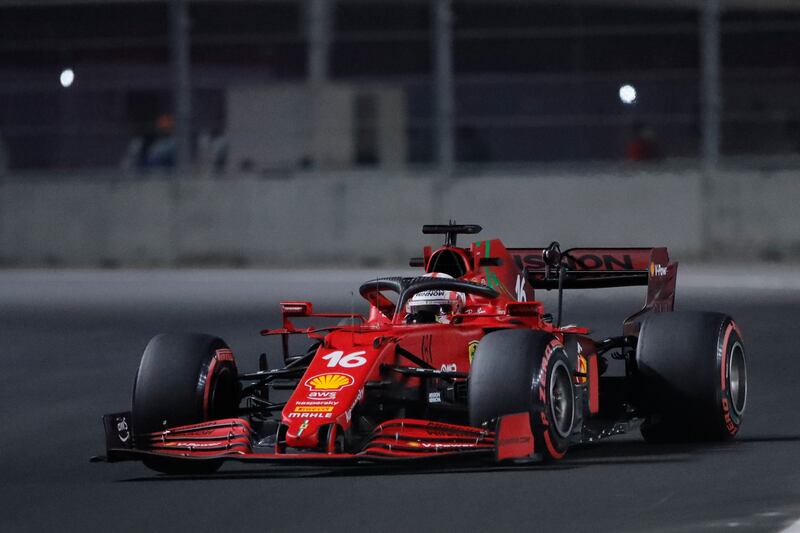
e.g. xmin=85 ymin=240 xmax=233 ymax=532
xmin=405 ymin=273 xmax=466 ymax=324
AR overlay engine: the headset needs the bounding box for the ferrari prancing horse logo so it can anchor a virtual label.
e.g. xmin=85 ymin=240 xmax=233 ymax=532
xmin=468 ymin=341 xmax=479 ymax=365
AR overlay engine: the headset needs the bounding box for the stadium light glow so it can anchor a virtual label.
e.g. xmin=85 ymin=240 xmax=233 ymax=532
xmin=59 ymin=68 xmax=75 ymax=88
xmin=619 ymin=84 xmax=637 ymax=105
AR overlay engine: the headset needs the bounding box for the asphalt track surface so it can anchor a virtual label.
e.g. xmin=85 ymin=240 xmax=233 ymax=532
xmin=2 ymin=266 xmax=800 ymax=533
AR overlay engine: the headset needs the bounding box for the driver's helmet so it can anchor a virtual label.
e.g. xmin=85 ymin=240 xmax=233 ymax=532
xmin=406 ymin=273 xmax=466 ymax=324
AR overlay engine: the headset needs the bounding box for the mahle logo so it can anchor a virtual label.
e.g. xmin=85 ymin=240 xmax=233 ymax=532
xmin=305 ymin=373 xmax=354 ymax=392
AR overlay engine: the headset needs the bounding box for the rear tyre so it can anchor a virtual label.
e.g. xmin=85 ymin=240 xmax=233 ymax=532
xmin=469 ymin=330 xmax=575 ymax=460
xmin=636 ymin=312 xmax=746 ymax=442
xmin=132 ymin=333 xmax=240 ymax=474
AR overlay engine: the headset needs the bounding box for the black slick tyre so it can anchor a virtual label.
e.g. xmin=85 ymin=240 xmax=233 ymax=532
xmin=636 ymin=312 xmax=746 ymax=442
xmin=469 ymin=330 xmax=575 ymax=460
xmin=132 ymin=333 xmax=240 ymax=474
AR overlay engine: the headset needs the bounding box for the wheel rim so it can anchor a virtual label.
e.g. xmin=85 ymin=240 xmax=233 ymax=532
xmin=549 ymin=360 xmax=574 ymax=438
xmin=728 ymin=342 xmax=747 ymax=416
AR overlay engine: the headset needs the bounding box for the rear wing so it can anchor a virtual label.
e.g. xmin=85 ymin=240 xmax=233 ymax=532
xmin=509 ymin=246 xmax=677 ymax=334
xmin=509 ymin=247 xmax=654 ymax=289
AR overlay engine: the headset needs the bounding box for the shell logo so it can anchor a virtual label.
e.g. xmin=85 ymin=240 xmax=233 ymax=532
xmin=649 ymin=262 xmax=655 ymax=277
xmin=305 ymin=373 xmax=354 ymax=392
xmin=575 ymin=354 xmax=588 ymax=385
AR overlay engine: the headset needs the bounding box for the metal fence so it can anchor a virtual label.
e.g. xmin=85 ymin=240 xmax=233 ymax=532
xmin=0 ymin=0 xmax=799 ymax=175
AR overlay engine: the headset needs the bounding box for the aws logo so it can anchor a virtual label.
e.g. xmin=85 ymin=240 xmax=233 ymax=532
xmin=304 ymin=373 xmax=354 ymax=392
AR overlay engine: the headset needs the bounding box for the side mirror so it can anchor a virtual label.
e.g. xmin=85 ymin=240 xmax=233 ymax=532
xmin=280 ymin=301 xmax=313 ymax=317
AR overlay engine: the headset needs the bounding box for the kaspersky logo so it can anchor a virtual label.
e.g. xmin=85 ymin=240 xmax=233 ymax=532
xmin=304 ymin=373 xmax=354 ymax=392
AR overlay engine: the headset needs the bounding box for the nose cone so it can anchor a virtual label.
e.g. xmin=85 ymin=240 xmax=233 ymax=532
xmin=282 ymin=344 xmax=378 ymax=449
xmin=281 ymin=332 xmax=388 ymax=450
xmin=284 ymin=372 xmax=356 ymax=448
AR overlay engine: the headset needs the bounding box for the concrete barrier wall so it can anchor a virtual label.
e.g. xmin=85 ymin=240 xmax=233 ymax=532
xmin=0 ymin=169 xmax=796 ymax=267
xmin=708 ymin=170 xmax=800 ymax=258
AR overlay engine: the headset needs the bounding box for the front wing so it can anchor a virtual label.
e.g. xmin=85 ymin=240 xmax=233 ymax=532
xmin=96 ymin=412 xmax=537 ymax=466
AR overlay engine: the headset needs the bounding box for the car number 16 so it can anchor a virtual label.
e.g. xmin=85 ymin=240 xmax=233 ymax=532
xmin=321 ymin=350 xmax=368 ymax=368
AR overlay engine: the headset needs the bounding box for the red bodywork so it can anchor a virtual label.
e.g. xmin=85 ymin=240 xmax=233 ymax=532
xmin=103 ymin=233 xmax=676 ymax=466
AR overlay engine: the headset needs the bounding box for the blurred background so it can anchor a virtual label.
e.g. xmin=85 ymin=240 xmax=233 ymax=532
xmin=0 ymin=0 xmax=799 ymax=267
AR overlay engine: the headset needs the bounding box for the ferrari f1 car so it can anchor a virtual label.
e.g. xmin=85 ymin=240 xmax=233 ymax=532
xmin=98 ymin=224 xmax=747 ymax=473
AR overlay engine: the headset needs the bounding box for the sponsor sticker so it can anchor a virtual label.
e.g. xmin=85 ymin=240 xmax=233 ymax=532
xmin=304 ymin=373 xmax=354 ymax=392
xmin=650 ymin=262 xmax=667 ymax=277
xmin=440 ymin=363 xmax=457 ymax=372
xmin=421 ymin=442 xmax=473 ymax=449
xmin=575 ymin=354 xmax=588 ymax=384
xmin=308 ymin=391 xmax=338 ymax=400
xmin=428 ymin=392 xmax=442 ymax=404
xmin=116 ymin=416 xmax=130 ymax=443
xmin=214 ymin=348 xmax=235 ymax=362
xmin=498 ymin=436 xmax=531 ymax=446
xmin=295 ymin=400 xmax=338 ymax=406
xmin=288 ymin=412 xmax=332 ymax=419
xmin=345 ymin=388 xmax=364 ymax=423
xmin=164 ymin=441 xmax=232 ymax=449
xmin=575 ymin=343 xmax=588 ymax=384
xmin=293 ymin=405 xmax=335 ymax=413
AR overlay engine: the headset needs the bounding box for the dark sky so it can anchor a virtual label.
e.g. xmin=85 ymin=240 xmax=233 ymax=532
xmin=1 ymin=1 xmax=798 ymax=75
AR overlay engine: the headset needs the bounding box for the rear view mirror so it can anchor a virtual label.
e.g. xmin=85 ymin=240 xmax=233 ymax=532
xmin=280 ymin=302 xmax=313 ymax=317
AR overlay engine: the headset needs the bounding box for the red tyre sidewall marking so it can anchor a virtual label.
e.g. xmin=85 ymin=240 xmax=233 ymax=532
xmin=539 ymin=340 xmax=567 ymax=459
xmin=543 ymin=432 xmax=566 ymax=460
xmin=720 ymin=323 xmax=734 ymax=391
xmin=203 ymin=348 xmax=234 ymax=418
xmin=719 ymin=322 xmax=739 ymax=435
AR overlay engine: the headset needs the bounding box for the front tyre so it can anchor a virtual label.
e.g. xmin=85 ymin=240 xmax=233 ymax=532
xmin=636 ymin=312 xmax=747 ymax=442
xmin=469 ymin=330 xmax=575 ymax=460
xmin=132 ymin=333 xmax=240 ymax=474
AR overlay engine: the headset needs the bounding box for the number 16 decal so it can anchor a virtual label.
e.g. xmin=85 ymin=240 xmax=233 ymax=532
xmin=321 ymin=350 xmax=368 ymax=368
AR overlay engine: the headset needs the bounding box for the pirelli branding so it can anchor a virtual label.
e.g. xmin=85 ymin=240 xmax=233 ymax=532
xmin=293 ymin=405 xmax=335 ymax=413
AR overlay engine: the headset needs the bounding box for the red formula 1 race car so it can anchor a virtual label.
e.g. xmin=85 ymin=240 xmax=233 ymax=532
xmin=97 ymin=224 xmax=747 ymax=474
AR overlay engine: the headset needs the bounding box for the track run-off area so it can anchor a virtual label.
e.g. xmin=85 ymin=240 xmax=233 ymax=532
xmin=1 ymin=265 xmax=799 ymax=532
